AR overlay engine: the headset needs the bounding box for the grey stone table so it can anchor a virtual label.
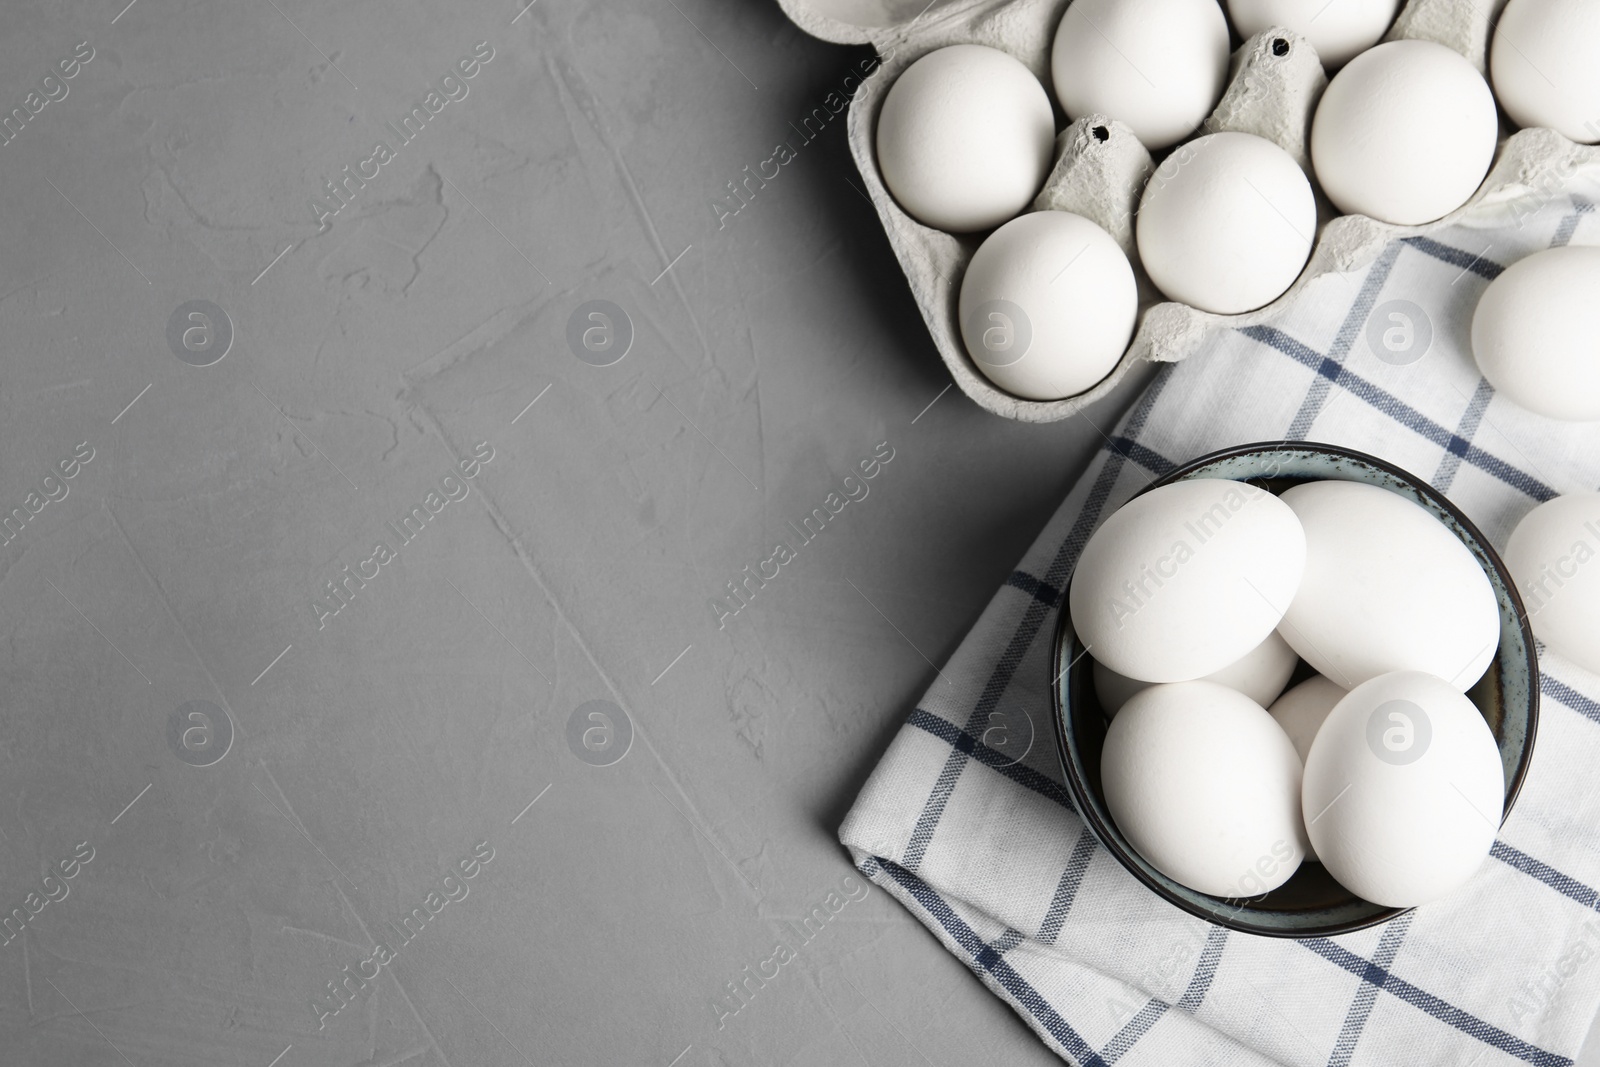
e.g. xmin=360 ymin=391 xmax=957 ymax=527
xmin=2 ymin=2 xmax=1595 ymax=1065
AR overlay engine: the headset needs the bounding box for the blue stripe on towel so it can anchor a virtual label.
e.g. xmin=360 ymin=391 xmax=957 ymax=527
xmin=1491 ymin=841 xmax=1600 ymax=912
xmin=1542 ymin=673 xmax=1600 ymax=727
xmin=1401 ymin=235 xmax=1505 ymax=281
xmin=874 ymin=856 xmax=1116 ymax=1067
xmin=1299 ymin=938 xmax=1569 ymax=1066
xmin=1239 ymin=325 xmax=1556 ymax=501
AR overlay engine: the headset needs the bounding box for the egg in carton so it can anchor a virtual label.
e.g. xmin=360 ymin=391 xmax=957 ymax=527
xmin=776 ymin=0 xmax=1600 ymax=423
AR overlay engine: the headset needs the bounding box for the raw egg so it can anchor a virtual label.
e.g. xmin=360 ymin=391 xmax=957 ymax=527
xmin=1103 ymin=680 xmax=1308 ymax=897
xmin=1136 ymin=131 xmax=1316 ymax=314
xmin=958 ymin=211 xmax=1138 ymax=400
xmin=1093 ymin=629 xmax=1299 ymax=713
xmin=1268 ymin=673 xmax=1348 ymax=861
xmin=1227 ymin=0 xmax=1401 ymax=68
xmin=1492 ymin=0 xmax=1600 ymax=144
xmin=1302 ymin=670 xmax=1504 ymax=908
xmin=1069 ymin=478 xmax=1306 ymax=682
xmin=1050 ymin=0 xmax=1231 ymax=150
xmin=1310 ymin=39 xmax=1498 ymax=224
xmin=1504 ymin=492 xmax=1600 ymax=676
xmin=1276 ymin=480 xmax=1500 ymax=690
xmin=1268 ymin=673 xmax=1347 ymax=765
xmin=876 ymin=45 xmax=1057 ymax=232
xmin=1471 ymin=245 xmax=1600 ymax=421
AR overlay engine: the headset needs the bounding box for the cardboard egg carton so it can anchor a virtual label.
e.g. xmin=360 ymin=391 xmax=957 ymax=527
xmin=777 ymin=0 xmax=1600 ymax=422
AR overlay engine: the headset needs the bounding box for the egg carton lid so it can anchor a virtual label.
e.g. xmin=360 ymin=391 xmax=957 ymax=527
xmin=779 ymin=0 xmax=1600 ymax=423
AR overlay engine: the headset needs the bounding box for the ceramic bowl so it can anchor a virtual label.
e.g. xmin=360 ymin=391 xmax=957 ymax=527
xmin=1050 ymin=441 xmax=1539 ymax=936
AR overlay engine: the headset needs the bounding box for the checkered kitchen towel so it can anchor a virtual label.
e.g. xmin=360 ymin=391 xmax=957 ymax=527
xmin=840 ymin=175 xmax=1600 ymax=1067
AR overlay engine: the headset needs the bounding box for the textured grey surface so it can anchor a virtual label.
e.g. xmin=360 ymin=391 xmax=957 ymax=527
xmin=9 ymin=2 xmax=1599 ymax=1065
xmin=0 ymin=1 xmax=1151 ymax=1064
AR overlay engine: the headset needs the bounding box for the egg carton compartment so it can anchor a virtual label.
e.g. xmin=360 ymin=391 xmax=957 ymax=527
xmin=776 ymin=0 xmax=1600 ymax=423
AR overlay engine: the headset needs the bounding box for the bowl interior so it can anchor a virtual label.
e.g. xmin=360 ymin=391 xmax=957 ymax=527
xmin=1051 ymin=442 xmax=1539 ymax=937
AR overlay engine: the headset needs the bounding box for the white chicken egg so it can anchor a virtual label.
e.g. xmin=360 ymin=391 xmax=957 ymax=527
xmin=1492 ymin=0 xmax=1600 ymax=144
xmin=1227 ymin=0 xmax=1401 ymax=68
xmin=1277 ymin=480 xmax=1500 ymax=690
xmin=876 ymin=45 xmax=1057 ymax=233
xmin=1471 ymin=245 xmax=1600 ymax=421
xmin=1050 ymin=0 xmax=1232 ymax=151
xmin=1102 ymin=681 xmax=1308 ymax=897
xmin=958 ymin=211 xmax=1139 ymax=400
xmin=1504 ymin=492 xmax=1600 ymax=676
xmin=1302 ymin=671 xmax=1504 ymax=908
xmin=1069 ymin=478 xmax=1306 ymax=682
xmin=1136 ymin=131 xmax=1317 ymax=314
xmin=1268 ymin=674 xmax=1347 ymax=765
xmin=1094 ymin=629 xmax=1299 ymax=713
xmin=1310 ymin=40 xmax=1498 ymax=225
xmin=1268 ymin=672 xmax=1347 ymax=863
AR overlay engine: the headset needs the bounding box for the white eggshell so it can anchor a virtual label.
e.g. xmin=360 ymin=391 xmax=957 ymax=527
xmin=1302 ymin=671 xmax=1504 ymax=907
xmin=1092 ymin=658 xmax=1148 ymax=715
xmin=1050 ymin=0 xmax=1231 ymax=150
xmin=1268 ymin=674 xmax=1348 ymax=863
xmin=876 ymin=45 xmax=1056 ymax=233
xmin=1310 ymin=40 xmax=1498 ymax=225
xmin=1094 ymin=629 xmax=1299 ymax=713
xmin=1103 ymin=681 xmax=1308 ymax=897
xmin=1492 ymin=0 xmax=1600 ymax=144
xmin=958 ymin=211 xmax=1138 ymax=400
xmin=1268 ymin=674 xmax=1347 ymax=764
xmin=1070 ymin=478 xmax=1306 ymax=682
xmin=1471 ymin=246 xmax=1600 ymax=421
xmin=1227 ymin=0 xmax=1401 ymax=67
xmin=1504 ymin=492 xmax=1600 ymax=676
xmin=1136 ymin=131 xmax=1316 ymax=314
xmin=1278 ymin=481 xmax=1500 ymax=690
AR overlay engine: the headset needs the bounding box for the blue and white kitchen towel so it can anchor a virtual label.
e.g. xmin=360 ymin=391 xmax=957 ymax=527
xmin=840 ymin=174 xmax=1600 ymax=1067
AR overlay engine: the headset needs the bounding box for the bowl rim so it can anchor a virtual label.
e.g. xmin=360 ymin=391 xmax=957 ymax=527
xmin=1049 ymin=439 xmax=1541 ymax=937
